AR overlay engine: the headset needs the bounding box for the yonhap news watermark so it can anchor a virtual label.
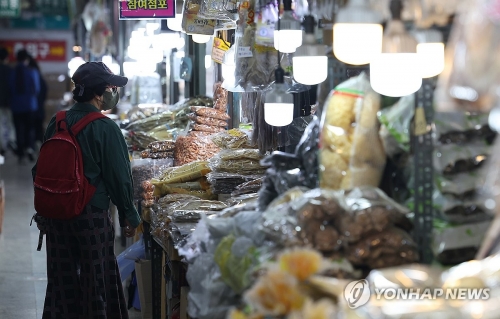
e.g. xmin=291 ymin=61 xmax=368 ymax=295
xmin=344 ymin=279 xmax=490 ymax=309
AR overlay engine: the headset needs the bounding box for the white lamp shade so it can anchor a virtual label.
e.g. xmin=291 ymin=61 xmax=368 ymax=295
xmin=417 ymin=42 xmax=445 ymax=78
xmin=292 ymin=56 xmax=328 ymax=85
xmin=333 ymin=23 xmax=383 ymax=65
xmin=167 ymin=14 xmax=183 ymax=32
xmin=191 ymin=34 xmax=211 ymax=43
xmin=370 ymin=53 xmax=422 ymax=97
xmin=274 ymin=30 xmax=303 ymax=53
xmin=264 ymin=103 xmax=294 ymax=126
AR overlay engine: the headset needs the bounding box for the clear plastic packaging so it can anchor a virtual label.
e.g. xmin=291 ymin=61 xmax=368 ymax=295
xmin=434 ymin=112 xmax=495 ymax=145
xmin=153 ymin=161 xmax=211 ymax=184
xmin=131 ymin=158 xmax=174 ymax=199
xmin=174 ymin=135 xmax=221 ymax=166
xmin=213 ymin=82 xmax=228 ymax=112
xmin=378 ymin=94 xmax=415 ymax=157
xmin=261 ymin=187 xmax=417 ymax=269
xmin=433 ymin=190 xmax=491 ymax=225
xmin=432 ymin=220 xmax=490 ymax=265
xmin=141 ymin=150 xmax=174 ymax=159
xmin=211 ymin=129 xmax=251 ymax=149
xmin=188 ymin=113 xmax=228 ymax=127
xmin=195 ymin=107 xmax=231 ymax=121
xmin=148 ymin=140 xmax=175 ymax=152
xmin=192 ymin=123 xmax=226 ymax=133
xmin=209 ymin=158 xmax=264 ymax=174
xmin=434 ymin=143 xmax=491 ymax=175
xmin=231 ymin=177 xmax=264 ymax=196
xmin=216 ymin=148 xmax=262 ymax=161
xmin=319 ymin=73 xmax=386 ymax=190
xmin=206 ymin=172 xmax=262 ymax=194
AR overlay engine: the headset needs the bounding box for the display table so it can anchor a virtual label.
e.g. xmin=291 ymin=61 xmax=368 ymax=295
xmin=146 ymin=221 xmax=190 ymax=319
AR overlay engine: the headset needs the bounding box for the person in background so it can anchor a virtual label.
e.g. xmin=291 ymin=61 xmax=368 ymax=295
xmin=32 ymin=62 xmax=140 ymax=319
xmin=0 ymin=47 xmax=14 ymax=156
xmin=28 ymin=55 xmax=48 ymax=148
xmin=9 ymin=49 xmax=39 ymax=163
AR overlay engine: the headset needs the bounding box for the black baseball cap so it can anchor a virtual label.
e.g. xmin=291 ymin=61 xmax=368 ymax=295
xmin=72 ymin=62 xmax=128 ymax=88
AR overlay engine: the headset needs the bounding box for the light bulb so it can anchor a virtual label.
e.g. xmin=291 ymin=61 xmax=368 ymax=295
xmin=264 ymin=103 xmax=294 ymax=126
xmin=191 ymin=34 xmax=211 ymax=43
xmin=333 ymin=23 xmax=383 ymax=65
xmin=333 ymin=0 xmax=383 ymax=65
xmin=264 ymin=82 xmax=294 ymax=126
xmin=417 ymin=43 xmax=444 ymax=78
xmin=274 ymin=30 xmax=303 ymax=53
xmin=370 ymin=53 xmax=422 ymax=97
xmin=167 ymin=14 xmax=183 ymax=32
xmin=273 ymin=9 xmax=303 ymax=53
xmin=292 ymin=15 xmax=328 ymax=86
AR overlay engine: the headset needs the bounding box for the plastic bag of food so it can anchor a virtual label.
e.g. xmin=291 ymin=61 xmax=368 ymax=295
xmin=435 ymin=172 xmax=482 ymax=196
xmin=153 ymin=161 xmax=210 ymax=184
xmin=213 ymin=82 xmax=228 ymax=112
xmin=141 ymin=149 xmax=174 ymax=159
xmin=188 ymin=113 xmax=228 ymax=127
xmin=216 ymin=149 xmax=262 ymax=161
xmin=214 ymin=234 xmax=257 ymax=293
xmin=195 ymin=107 xmax=231 ymax=121
xmin=434 ymin=143 xmax=491 ymax=175
xmin=319 ymin=73 xmax=386 ymax=190
xmin=432 ymin=220 xmax=490 ymax=265
xmin=433 ymin=190 xmax=491 ymax=224
xmin=148 ymin=140 xmax=175 ymax=152
xmin=434 ymin=112 xmax=495 ymax=145
xmin=378 ymin=94 xmax=415 ymax=157
xmin=346 ymin=227 xmax=419 ymax=268
xmin=231 ymin=177 xmax=264 ymax=196
xmin=340 ymin=187 xmax=413 ymax=244
xmin=435 ymin=0 xmax=500 ymax=113
xmin=211 ymin=129 xmax=251 ymax=149
xmin=174 ymin=136 xmax=221 ymax=166
xmin=209 ymin=157 xmax=265 ymax=174
xmin=191 ymin=124 xmax=226 ymax=133
xmin=182 ymin=0 xmax=216 ymax=35
xmin=188 ymin=130 xmax=214 ymax=138
xmin=131 ymin=159 xmax=155 ymax=199
xmin=207 ymin=173 xmax=262 ymax=194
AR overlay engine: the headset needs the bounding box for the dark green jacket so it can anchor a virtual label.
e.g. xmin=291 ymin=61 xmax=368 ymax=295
xmin=32 ymin=103 xmax=141 ymax=227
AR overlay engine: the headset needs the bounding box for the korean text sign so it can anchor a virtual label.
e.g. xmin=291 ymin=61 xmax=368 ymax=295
xmin=120 ymin=0 xmax=175 ymax=19
xmin=0 ymin=39 xmax=66 ymax=62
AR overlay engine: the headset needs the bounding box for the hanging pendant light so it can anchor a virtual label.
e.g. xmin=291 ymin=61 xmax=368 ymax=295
xmin=411 ymin=28 xmax=445 ymax=78
xmin=370 ymin=0 xmax=422 ymax=97
xmin=265 ymin=66 xmax=294 ymax=126
xmin=274 ymin=0 xmax=302 ymax=54
xmin=293 ymin=15 xmax=328 ymax=86
xmin=333 ymin=0 xmax=383 ymax=65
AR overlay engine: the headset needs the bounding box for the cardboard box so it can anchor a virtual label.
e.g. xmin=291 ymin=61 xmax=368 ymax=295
xmin=135 ymin=259 xmax=153 ymax=319
xmin=0 ymin=180 xmax=4 ymax=234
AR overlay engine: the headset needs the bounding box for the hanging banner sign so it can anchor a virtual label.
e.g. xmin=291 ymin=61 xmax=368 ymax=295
xmin=119 ymin=0 xmax=175 ymax=19
xmin=0 ymin=39 xmax=66 ymax=62
xmin=0 ymin=0 xmax=21 ymax=18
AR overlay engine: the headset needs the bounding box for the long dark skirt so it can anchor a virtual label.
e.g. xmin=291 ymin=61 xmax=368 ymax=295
xmin=42 ymin=205 xmax=128 ymax=319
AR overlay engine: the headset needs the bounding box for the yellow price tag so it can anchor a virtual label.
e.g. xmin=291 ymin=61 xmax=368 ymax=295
xmin=211 ymin=38 xmax=230 ymax=64
xmin=414 ymin=107 xmax=428 ymax=136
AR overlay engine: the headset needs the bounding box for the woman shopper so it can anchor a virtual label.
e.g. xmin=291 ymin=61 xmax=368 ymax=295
xmin=9 ymin=49 xmax=39 ymax=163
xmin=32 ymin=62 xmax=141 ymax=319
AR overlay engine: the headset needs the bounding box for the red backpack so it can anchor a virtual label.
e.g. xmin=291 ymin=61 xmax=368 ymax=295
xmin=34 ymin=111 xmax=106 ymax=219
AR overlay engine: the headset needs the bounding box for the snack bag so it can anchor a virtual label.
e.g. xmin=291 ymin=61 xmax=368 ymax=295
xmin=319 ymin=73 xmax=386 ymax=190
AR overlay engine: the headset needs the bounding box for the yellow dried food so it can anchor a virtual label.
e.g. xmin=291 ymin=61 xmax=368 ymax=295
xmin=320 ymin=150 xmax=348 ymax=190
xmin=322 ymin=127 xmax=352 ymax=163
xmin=324 ymin=94 xmax=356 ymax=131
xmin=288 ymin=299 xmax=337 ymax=319
xmin=339 ymin=170 xmax=352 ymax=190
xmin=278 ymin=248 xmax=324 ymax=281
xmin=244 ymin=268 xmax=305 ymax=316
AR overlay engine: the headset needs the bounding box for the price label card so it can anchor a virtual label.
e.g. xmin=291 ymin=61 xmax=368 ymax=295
xmin=414 ymin=107 xmax=428 ymax=136
xmin=211 ymin=38 xmax=230 ymax=64
xmin=237 ymin=46 xmax=253 ymax=58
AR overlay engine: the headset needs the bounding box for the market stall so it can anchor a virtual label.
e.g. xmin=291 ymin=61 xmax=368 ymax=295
xmin=111 ymin=0 xmax=500 ymax=318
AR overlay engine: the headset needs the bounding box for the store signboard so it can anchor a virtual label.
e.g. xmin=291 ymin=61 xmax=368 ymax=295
xmin=0 ymin=39 xmax=66 ymax=62
xmin=119 ymin=0 xmax=175 ymax=19
xmin=0 ymin=0 xmax=21 ymax=18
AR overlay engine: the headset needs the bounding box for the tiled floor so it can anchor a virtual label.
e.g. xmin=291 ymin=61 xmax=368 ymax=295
xmin=0 ymin=152 xmax=142 ymax=319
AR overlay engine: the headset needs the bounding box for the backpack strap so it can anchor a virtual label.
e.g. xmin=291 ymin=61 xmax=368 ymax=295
xmin=68 ymin=112 xmax=107 ymax=188
xmin=71 ymin=112 xmax=107 ymax=135
xmin=55 ymin=111 xmax=68 ymax=132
